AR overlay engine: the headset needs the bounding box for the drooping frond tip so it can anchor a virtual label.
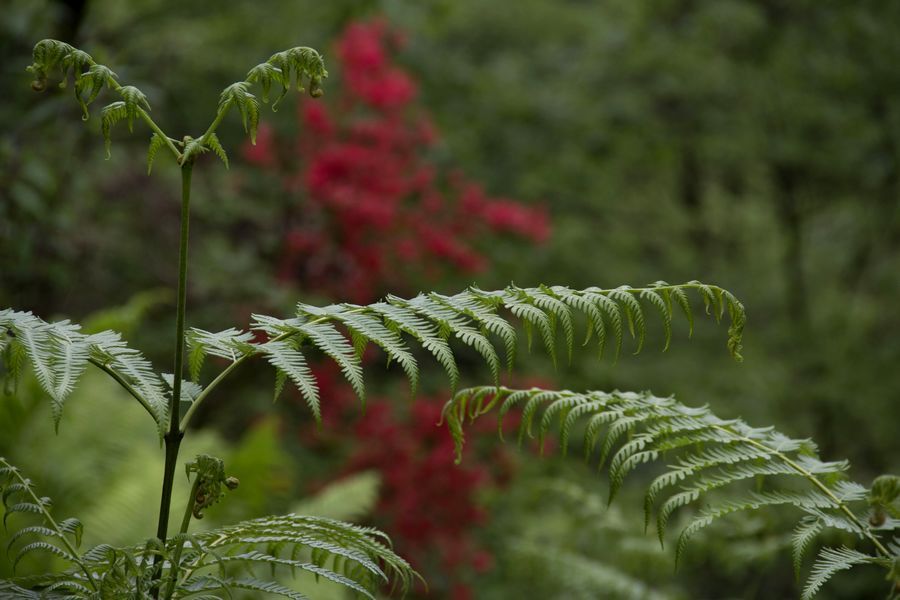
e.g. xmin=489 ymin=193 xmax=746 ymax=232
xmin=182 ymin=281 xmax=744 ymax=429
xmin=443 ymin=386 xmax=898 ymax=598
xmin=26 ymin=39 xmax=328 ymax=169
xmin=216 ymin=45 xmax=328 ymax=148
xmin=26 ymin=39 xmax=159 ymax=161
xmin=0 ymin=457 xmax=92 ymax=589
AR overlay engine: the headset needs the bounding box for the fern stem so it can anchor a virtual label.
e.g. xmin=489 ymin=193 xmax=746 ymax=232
xmin=170 ymin=161 xmax=194 ymax=441
xmin=198 ymin=104 xmax=230 ymax=147
xmin=162 ymin=476 xmax=201 ymax=600
xmin=69 ymin=52 xmax=181 ymax=162
xmin=178 ymin=329 xmax=290 ymax=432
xmin=178 ymin=308 xmax=367 ymax=432
xmin=153 ymin=162 xmax=194 ymax=595
xmin=716 ymin=426 xmax=891 ymax=558
xmin=137 ymin=108 xmax=182 ymax=161
xmin=0 ymin=458 xmax=98 ymax=591
xmin=88 ymin=356 xmax=158 ymax=422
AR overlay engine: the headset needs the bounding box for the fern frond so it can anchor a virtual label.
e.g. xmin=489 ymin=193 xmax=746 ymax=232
xmin=183 ymin=575 xmax=309 ymax=599
xmin=298 ymin=304 xmax=419 ymax=394
xmin=181 ymin=514 xmax=417 ymax=598
xmin=402 ymin=293 xmax=501 ymax=384
xmin=199 ymin=45 xmax=326 ymax=162
xmin=118 ymin=85 xmax=151 ymax=131
xmin=267 ymin=46 xmax=328 ymax=101
xmin=189 ymin=283 xmax=742 ymax=426
xmin=443 ymin=386 xmax=895 ymax=597
xmin=368 ymin=301 xmax=459 ymax=390
xmin=87 ymin=330 xmax=169 ymax=436
xmin=0 ymin=580 xmax=41 ymax=598
xmin=181 ymin=137 xmax=210 ymax=165
xmin=0 ymin=310 xmax=168 ymax=435
xmin=100 ymin=101 xmax=128 ymax=159
xmin=186 ymin=327 xmax=256 ymax=382
xmin=0 ymin=458 xmax=97 ymax=591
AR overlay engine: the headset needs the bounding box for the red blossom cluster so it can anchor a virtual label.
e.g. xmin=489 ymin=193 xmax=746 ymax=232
xmin=242 ymin=17 xmax=554 ymax=597
xmin=242 ymin=18 xmax=550 ymax=303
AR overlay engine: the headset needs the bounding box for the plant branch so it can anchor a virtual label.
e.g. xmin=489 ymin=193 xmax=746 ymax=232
xmin=88 ymin=61 xmax=180 ymax=161
xmin=178 ymin=330 xmax=291 ymax=433
xmin=162 ymin=476 xmax=201 ymax=600
xmin=137 ymin=108 xmax=182 ymax=160
xmin=198 ymin=106 xmax=230 ymax=147
xmin=152 ymin=162 xmax=194 ymax=595
xmin=87 ymin=357 xmax=157 ymax=422
xmin=169 ymin=162 xmax=194 ymax=440
xmin=178 ymin=308 xmax=368 ymax=433
xmin=0 ymin=457 xmax=98 ymax=592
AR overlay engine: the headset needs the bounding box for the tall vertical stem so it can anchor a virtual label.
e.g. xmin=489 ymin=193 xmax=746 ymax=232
xmin=155 ymin=162 xmax=193 ymax=547
xmin=162 ymin=476 xmax=201 ymax=600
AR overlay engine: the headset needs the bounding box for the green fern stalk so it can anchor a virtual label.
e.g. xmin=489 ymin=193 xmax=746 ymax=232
xmin=153 ymin=161 xmax=194 ymax=570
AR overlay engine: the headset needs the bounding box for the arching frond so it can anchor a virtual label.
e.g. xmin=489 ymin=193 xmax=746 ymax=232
xmin=1 ymin=458 xmax=415 ymax=598
xmin=0 ymin=310 xmax=168 ymax=436
xmin=0 ymin=458 xmax=95 ymax=591
xmin=443 ymin=386 xmax=897 ymax=597
xmin=175 ymin=514 xmax=418 ymax=599
xmin=183 ymin=282 xmax=743 ymax=427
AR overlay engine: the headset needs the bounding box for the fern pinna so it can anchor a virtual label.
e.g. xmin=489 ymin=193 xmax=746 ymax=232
xmin=1 ymin=37 xmax=896 ymax=598
xmin=443 ymin=387 xmax=900 ymax=598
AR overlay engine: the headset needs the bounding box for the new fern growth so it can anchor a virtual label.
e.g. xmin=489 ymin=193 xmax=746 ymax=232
xmin=1 ymin=37 xmax=894 ymax=598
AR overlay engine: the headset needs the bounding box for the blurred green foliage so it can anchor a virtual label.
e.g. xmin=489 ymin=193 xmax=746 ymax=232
xmin=2 ymin=0 xmax=898 ymax=598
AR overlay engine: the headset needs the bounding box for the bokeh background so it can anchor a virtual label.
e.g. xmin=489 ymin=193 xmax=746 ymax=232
xmin=2 ymin=1 xmax=899 ymax=598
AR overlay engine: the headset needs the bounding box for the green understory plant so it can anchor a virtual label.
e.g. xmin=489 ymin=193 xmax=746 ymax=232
xmin=0 ymin=38 xmax=895 ymax=598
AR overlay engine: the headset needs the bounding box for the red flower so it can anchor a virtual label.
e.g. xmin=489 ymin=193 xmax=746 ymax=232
xmin=241 ymin=122 xmax=276 ymax=166
xmin=301 ymin=101 xmax=333 ymax=136
xmin=241 ymin=18 xmax=558 ymax=596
